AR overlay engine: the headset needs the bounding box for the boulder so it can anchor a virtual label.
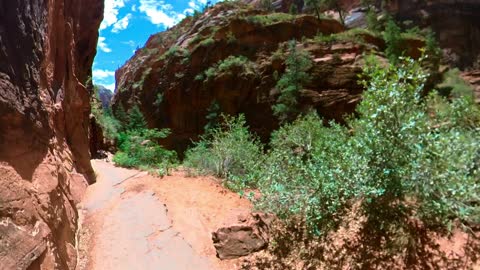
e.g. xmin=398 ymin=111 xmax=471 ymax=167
xmin=212 ymin=213 xmax=275 ymax=259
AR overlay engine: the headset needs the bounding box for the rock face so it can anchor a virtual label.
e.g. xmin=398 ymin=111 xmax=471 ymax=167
xmin=0 ymin=0 xmax=103 ymax=269
xmin=113 ymin=2 xmax=398 ymax=152
xmin=96 ymin=85 xmax=113 ymax=109
xmin=386 ymin=0 xmax=480 ymax=69
xmin=212 ymin=213 xmax=275 ymax=259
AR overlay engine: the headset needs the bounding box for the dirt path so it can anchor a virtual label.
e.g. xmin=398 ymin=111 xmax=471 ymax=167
xmin=76 ymin=160 xmax=251 ymax=270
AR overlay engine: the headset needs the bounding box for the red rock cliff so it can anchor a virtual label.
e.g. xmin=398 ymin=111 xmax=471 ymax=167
xmin=0 ymin=0 xmax=103 ymax=269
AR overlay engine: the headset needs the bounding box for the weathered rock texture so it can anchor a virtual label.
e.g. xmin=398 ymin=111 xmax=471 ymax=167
xmin=96 ymin=85 xmax=113 ymax=109
xmin=386 ymin=0 xmax=480 ymax=69
xmin=0 ymin=0 xmax=103 ymax=269
xmin=212 ymin=213 xmax=275 ymax=259
xmin=256 ymin=0 xmax=480 ymax=69
xmin=113 ymin=2 xmax=426 ymax=153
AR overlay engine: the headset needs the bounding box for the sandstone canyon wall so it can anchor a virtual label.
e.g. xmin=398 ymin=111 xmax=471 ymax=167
xmin=0 ymin=0 xmax=103 ymax=269
xmin=112 ymin=2 xmax=428 ymax=153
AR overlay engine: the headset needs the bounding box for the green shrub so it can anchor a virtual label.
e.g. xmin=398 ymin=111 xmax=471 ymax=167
xmin=437 ymin=68 xmax=475 ymax=99
xmin=246 ymin=13 xmax=296 ymax=26
xmin=113 ymin=105 xmax=177 ymax=175
xmin=183 ymin=114 xmax=263 ymax=191
xmin=257 ymin=113 xmax=354 ymax=235
xmin=202 ymin=55 xmax=256 ymax=81
xmin=114 ymin=128 xmax=177 ymax=170
xmin=257 ymin=56 xmax=479 ymax=265
xmin=199 ymin=37 xmax=214 ymax=47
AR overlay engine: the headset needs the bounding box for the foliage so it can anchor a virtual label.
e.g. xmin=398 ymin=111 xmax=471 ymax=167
xmin=257 ymin=56 xmax=479 ymax=264
xmin=383 ymin=16 xmax=403 ymax=63
xmin=204 ymin=100 xmax=221 ymax=134
xmin=246 ymin=13 xmax=296 ymax=26
xmin=437 ymin=68 xmax=477 ymax=99
xmin=91 ymin=86 xmax=121 ymax=140
xmin=366 ymin=9 xmax=382 ymax=32
xmin=312 ymin=28 xmax=378 ymax=45
xmin=199 ymin=37 xmax=215 ymax=47
xmin=202 ymin=55 xmax=256 ymax=81
xmin=154 ymin=93 xmax=164 ymax=106
xmin=272 ymin=41 xmax=312 ymax=123
xmin=113 ymin=128 xmax=177 ymax=174
xmin=289 ymin=4 xmax=298 ymax=15
xmin=114 ymin=103 xmax=129 ymax=129
xmin=113 ymin=105 xmax=177 ymax=175
xmin=183 ymin=114 xmax=263 ymax=191
xmin=305 ymin=0 xmax=345 ymax=24
xmin=126 ymin=105 xmax=148 ymax=131
xmin=257 ymin=113 xmax=354 ymax=234
xmin=352 ymin=56 xmax=479 ymax=240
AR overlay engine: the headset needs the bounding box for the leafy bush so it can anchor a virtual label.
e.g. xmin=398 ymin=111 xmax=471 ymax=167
xmin=183 ymin=114 xmax=263 ymax=191
xmin=202 ymin=55 xmax=256 ymax=81
xmin=437 ymin=68 xmax=476 ymax=98
xmin=114 ymin=128 xmax=177 ymax=171
xmin=113 ymin=105 xmax=177 ymax=175
xmin=257 ymin=113 xmax=354 ymax=234
xmin=256 ymin=56 xmax=479 ymax=265
xmin=246 ymin=13 xmax=296 ymax=26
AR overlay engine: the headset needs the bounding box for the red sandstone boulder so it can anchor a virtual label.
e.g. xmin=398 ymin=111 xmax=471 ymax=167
xmin=212 ymin=213 xmax=275 ymax=259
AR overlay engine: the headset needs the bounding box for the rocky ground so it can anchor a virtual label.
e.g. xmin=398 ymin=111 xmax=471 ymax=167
xmin=76 ymin=159 xmax=253 ymax=270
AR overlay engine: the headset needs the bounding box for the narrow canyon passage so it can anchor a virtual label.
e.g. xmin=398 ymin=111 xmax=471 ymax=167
xmin=76 ymin=160 xmax=251 ymax=270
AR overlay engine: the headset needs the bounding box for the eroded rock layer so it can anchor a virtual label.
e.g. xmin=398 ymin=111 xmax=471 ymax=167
xmin=112 ymin=3 xmax=376 ymax=153
xmin=0 ymin=0 xmax=103 ymax=269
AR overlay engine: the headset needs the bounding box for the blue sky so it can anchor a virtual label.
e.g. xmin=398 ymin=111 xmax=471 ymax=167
xmin=93 ymin=0 xmax=221 ymax=91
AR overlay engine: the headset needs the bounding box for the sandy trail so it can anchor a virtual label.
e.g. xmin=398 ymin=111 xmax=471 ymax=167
xmin=77 ymin=160 xmax=251 ymax=270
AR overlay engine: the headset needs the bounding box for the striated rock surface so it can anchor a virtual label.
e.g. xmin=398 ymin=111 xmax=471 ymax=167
xmin=95 ymin=85 xmax=113 ymax=109
xmin=0 ymin=0 xmax=103 ymax=269
xmin=386 ymin=0 xmax=480 ymax=69
xmin=212 ymin=213 xmax=275 ymax=259
xmin=112 ymin=2 xmax=400 ymax=152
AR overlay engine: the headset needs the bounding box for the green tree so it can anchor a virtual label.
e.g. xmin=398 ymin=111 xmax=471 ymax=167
xmin=383 ymin=16 xmax=402 ymax=63
xmin=204 ymin=100 xmax=221 ymax=134
xmin=114 ymin=103 xmax=129 ymax=130
xmin=305 ymin=0 xmax=346 ymax=24
xmin=272 ymin=41 xmax=312 ymax=123
xmin=127 ymin=105 xmax=148 ymax=131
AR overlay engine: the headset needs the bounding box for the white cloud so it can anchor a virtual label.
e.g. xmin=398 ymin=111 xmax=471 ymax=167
xmin=112 ymin=13 xmax=132 ymax=33
xmin=100 ymin=0 xmax=126 ymax=30
xmin=122 ymin=40 xmax=137 ymax=47
xmin=103 ymin=83 xmax=117 ymax=92
xmin=131 ymin=4 xmax=137 ymax=11
xmin=139 ymin=0 xmax=179 ymax=28
xmin=97 ymin=37 xmax=112 ymax=53
xmin=93 ymin=69 xmax=115 ymax=80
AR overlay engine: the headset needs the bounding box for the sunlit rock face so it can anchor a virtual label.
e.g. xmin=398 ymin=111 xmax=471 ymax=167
xmin=0 ymin=0 xmax=103 ymax=268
